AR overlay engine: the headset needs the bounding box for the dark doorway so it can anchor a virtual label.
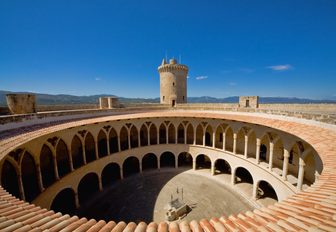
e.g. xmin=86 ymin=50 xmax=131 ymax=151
xmin=260 ymin=144 xmax=267 ymax=161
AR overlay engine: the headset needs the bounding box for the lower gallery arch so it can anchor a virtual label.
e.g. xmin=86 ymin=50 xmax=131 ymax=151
xmin=196 ymin=154 xmax=211 ymax=170
xmin=142 ymin=153 xmax=158 ymax=171
xmin=178 ymin=152 xmax=193 ymax=167
xmin=101 ymin=163 xmax=121 ymax=188
xmin=21 ymin=152 xmax=40 ymax=202
xmin=257 ymin=180 xmax=278 ymax=203
xmin=1 ymin=160 xmax=20 ymax=199
xmin=160 ymin=151 xmax=175 ymax=168
xmin=123 ymin=156 xmax=140 ymax=177
xmin=214 ymin=158 xmax=231 ymax=175
xmin=78 ymin=172 xmax=100 ymax=205
xmin=50 ymin=188 xmax=76 ymax=215
xmin=234 ymin=167 xmax=253 ymax=184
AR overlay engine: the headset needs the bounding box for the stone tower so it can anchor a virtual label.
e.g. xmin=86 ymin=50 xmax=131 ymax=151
xmin=158 ymin=58 xmax=189 ymax=106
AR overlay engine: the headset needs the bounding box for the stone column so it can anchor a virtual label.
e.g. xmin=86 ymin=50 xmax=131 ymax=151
xmin=223 ymin=133 xmax=226 ymax=151
xmin=244 ymin=135 xmax=248 ymax=158
xmin=202 ymin=130 xmax=205 ymax=146
xmin=120 ymin=167 xmax=124 ymax=180
xmin=231 ymin=172 xmax=235 ymax=185
xmin=184 ymin=129 xmax=187 ymax=144
xmin=233 ymin=133 xmax=237 ymax=154
xmin=282 ymin=149 xmax=290 ymax=181
xmin=175 ymin=128 xmax=178 ymax=144
xmin=147 ymin=129 xmax=150 ymax=146
xmin=175 ymin=158 xmax=178 ymax=169
xmin=255 ymin=138 xmax=261 ymax=164
xmin=212 ymin=131 xmax=216 ymax=148
xmin=193 ymin=129 xmax=196 ymax=145
xmin=18 ymin=173 xmax=25 ymax=201
xmin=166 ymin=128 xmax=169 ymax=144
xmin=268 ymin=142 xmax=274 ymax=171
xmin=139 ymin=161 xmax=143 ymax=174
xmin=211 ymin=163 xmax=215 ymax=176
xmin=106 ymin=138 xmax=111 ymax=156
xmin=68 ymin=146 xmax=74 ymax=171
xmin=53 ymin=156 xmax=60 ymax=180
xmin=36 ymin=164 xmax=45 ymax=192
xmin=252 ymin=182 xmax=258 ymax=200
xmin=138 ymin=131 xmax=141 ymax=147
xmin=82 ymin=140 xmax=87 ymax=165
xmin=158 ymin=158 xmax=161 ymax=170
xmin=128 ymin=132 xmax=131 ymax=149
xmin=94 ymin=140 xmax=99 ymax=160
xmin=193 ymin=160 xmax=196 ymax=170
xmin=75 ymin=192 xmax=80 ymax=208
xmin=157 ymin=130 xmax=160 ymax=144
xmin=117 ymin=136 xmax=121 ymax=152
xmin=297 ymin=158 xmax=305 ymax=190
xmin=98 ymin=177 xmax=103 ymax=191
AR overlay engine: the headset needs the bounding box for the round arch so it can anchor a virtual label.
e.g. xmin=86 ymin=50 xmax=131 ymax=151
xmin=56 ymin=139 xmax=71 ymax=177
xmin=234 ymin=167 xmax=253 ymax=184
xmin=97 ymin=130 xmax=108 ymax=157
xmin=40 ymin=144 xmax=56 ymax=188
xmin=142 ymin=153 xmax=158 ymax=171
xmin=160 ymin=151 xmax=175 ymax=168
xmin=71 ymin=135 xmax=84 ymax=169
xmin=123 ymin=156 xmax=140 ymax=178
xmin=256 ymin=180 xmax=278 ymax=204
xmin=214 ymin=159 xmax=231 ymax=175
xmin=101 ymin=163 xmax=121 ymax=188
xmin=178 ymin=152 xmax=193 ymax=168
xmin=78 ymin=172 xmax=100 ymax=205
xmin=50 ymin=188 xmax=76 ymax=215
xmin=85 ymin=132 xmax=96 ymax=163
xmin=196 ymin=154 xmax=211 ymax=169
xmin=1 ymin=160 xmax=20 ymax=199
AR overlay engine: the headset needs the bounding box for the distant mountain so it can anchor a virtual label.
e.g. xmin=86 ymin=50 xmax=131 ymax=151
xmin=0 ymin=90 xmax=335 ymax=106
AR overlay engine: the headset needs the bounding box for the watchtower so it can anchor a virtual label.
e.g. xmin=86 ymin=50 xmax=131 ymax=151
xmin=158 ymin=58 xmax=189 ymax=106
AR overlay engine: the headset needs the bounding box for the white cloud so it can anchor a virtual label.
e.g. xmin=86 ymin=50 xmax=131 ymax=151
xmin=195 ymin=76 xmax=208 ymax=80
xmin=267 ymin=64 xmax=292 ymax=71
xmin=95 ymin=77 xmax=101 ymax=81
xmin=187 ymin=75 xmax=190 ymax=79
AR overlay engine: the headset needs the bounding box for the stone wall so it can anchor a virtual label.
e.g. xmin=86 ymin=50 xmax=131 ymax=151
xmin=239 ymin=96 xmax=259 ymax=108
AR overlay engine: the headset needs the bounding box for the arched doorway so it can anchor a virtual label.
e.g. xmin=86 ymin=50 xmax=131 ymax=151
xmin=225 ymin=127 xmax=233 ymax=152
xmin=109 ymin=128 xmax=119 ymax=153
xmin=97 ymin=130 xmax=108 ymax=157
xmin=40 ymin=144 xmax=56 ymax=188
xmin=130 ymin=126 xmax=138 ymax=149
xmin=85 ymin=133 xmax=96 ymax=163
xmin=177 ymin=124 xmax=185 ymax=144
xmin=71 ymin=135 xmax=84 ymax=169
xmin=186 ymin=124 xmax=194 ymax=144
xmin=168 ymin=124 xmax=175 ymax=144
xmin=149 ymin=124 xmax=157 ymax=145
xmin=234 ymin=167 xmax=253 ymax=184
xmin=78 ymin=173 xmax=100 ymax=205
xmin=205 ymin=126 xmax=213 ymax=147
xmin=160 ymin=152 xmax=175 ymax=168
xmin=178 ymin=152 xmax=192 ymax=168
xmin=142 ymin=153 xmax=158 ymax=171
xmin=123 ymin=156 xmax=140 ymax=178
xmin=159 ymin=124 xmax=166 ymax=144
xmin=101 ymin=163 xmax=121 ymax=188
xmin=120 ymin=127 xmax=129 ymax=151
xmin=140 ymin=125 xmax=148 ymax=146
xmin=196 ymin=124 xmax=203 ymax=145
xmin=196 ymin=154 xmax=211 ymax=169
xmin=21 ymin=152 xmax=40 ymax=202
xmin=260 ymin=144 xmax=267 ymax=161
xmin=1 ymin=160 xmax=20 ymax=199
xmin=50 ymin=188 xmax=76 ymax=215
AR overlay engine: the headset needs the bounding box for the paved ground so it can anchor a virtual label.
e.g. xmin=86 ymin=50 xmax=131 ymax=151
xmin=76 ymin=168 xmax=254 ymax=223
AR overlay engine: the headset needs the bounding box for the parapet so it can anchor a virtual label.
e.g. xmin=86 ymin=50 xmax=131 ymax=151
xmin=158 ymin=58 xmax=188 ymax=73
xmin=99 ymin=96 xmax=120 ymax=109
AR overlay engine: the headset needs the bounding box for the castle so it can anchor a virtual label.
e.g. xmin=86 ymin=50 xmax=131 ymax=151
xmin=0 ymin=60 xmax=335 ymax=231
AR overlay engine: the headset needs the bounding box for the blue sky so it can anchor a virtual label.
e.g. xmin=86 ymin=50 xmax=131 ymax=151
xmin=0 ymin=0 xmax=335 ymax=99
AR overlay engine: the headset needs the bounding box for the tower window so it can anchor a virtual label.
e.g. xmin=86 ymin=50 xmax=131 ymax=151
xmin=183 ymin=96 xmax=185 ymax=100
xmin=173 ymin=82 xmax=175 ymax=86
xmin=163 ymin=96 xmax=165 ymax=101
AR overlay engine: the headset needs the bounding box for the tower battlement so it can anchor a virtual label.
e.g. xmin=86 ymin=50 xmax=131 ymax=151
xmin=158 ymin=59 xmax=188 ymax=73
